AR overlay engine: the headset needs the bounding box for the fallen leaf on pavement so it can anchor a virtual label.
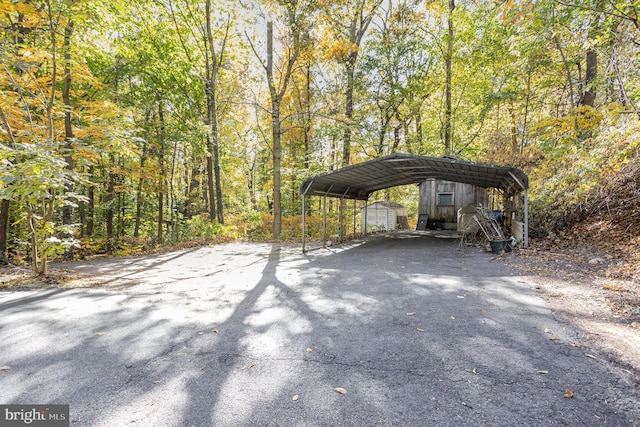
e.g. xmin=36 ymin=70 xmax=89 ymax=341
xmin=585 ymin=354 xmax=597 ymax=359
xmin=292 ymin=395 xmax=299 ymax=401
xmin=550 ymin=337 xmax=559 ymax=341
xmin=451 ymin=316 xmax=456 ymax=320
xmin=406 ymin=312 xmax=415 ymax=316
xmin=564 ymin=389 xmax=574 ymax=398
xmin=95 ymin=332 xmax=106 ymax=336
xmin=0 ymin=366 xmax=10 ymax=371
xmin=306 ymin=348 xmax=313 ymax=353
xmin=472 ymin=368 xmax=477 ymax=374
xmin=212 ymin=329 xmax=219 ymax=333
xmin=537 ymin=371 xmax=548 ymax=374
xmin=416 ymin=328 xmax=426 ymax=332
xmin=335 ymin=387 xmax=347 ymax=394
xmin=544 ymin=328 xmax=552 ymax=334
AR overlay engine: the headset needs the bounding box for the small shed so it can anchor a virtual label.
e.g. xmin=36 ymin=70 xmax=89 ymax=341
xmin=361 ymin=201 xmax=408 ymax=232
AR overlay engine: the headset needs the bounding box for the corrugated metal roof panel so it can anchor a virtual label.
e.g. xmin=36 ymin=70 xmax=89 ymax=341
xmin=300 ymin=153 xmax=528 ymax=200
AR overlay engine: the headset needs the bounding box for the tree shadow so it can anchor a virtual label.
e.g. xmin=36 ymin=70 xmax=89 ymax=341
xmin=0 ymin=235 xmax=638 ymax=425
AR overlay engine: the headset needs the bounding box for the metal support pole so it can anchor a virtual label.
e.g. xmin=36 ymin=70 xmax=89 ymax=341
xmin=524 ymin=189 xmax=529 ymax=248
xmin=338 ymin=187 xmax=351 ymax=244
xmin=362 ymin=197 xmax=369 ymax=235
xmin=353 ymin=199 xmax=357 ymax=239
xmin=323 ymin=195 xmax=327 ymax=247
xmin=339 ymin=200 xmax=343 ymax=243
xmin=508 ymin=172 xmax=529 ymax=249
xmin=302 ymin=195 xmax=306 ymax=253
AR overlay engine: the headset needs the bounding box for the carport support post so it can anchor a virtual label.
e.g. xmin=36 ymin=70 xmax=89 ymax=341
xmin=353 ymin=199 xmax=357 ymax=239
xmin=524 ymin=189 xmax=529 ymax=248
xmin=323 ymin=195 xmax=327 ymax=247
xmin=302 ymin=195 xmax=306 ymax=252
xmin=339 ymin=188 xmax=351 ymax=244
xmin=339 ymin=200 xmax=343 ymax=243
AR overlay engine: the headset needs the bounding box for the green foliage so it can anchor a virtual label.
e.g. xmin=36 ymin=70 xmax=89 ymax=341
xmin=181 ymin=214 xmax=226 ymax=240
xmin=528 ymin=107 xmax=640 ymax=233
xmin=1 ymin=0 xmax=640 ymax=266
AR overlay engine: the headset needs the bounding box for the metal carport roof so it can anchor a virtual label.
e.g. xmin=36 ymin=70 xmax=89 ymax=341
xmin=299 ymin=153 xmax=530 ymax=251
xmin=300 ymin=153 xmax=528 ymax=200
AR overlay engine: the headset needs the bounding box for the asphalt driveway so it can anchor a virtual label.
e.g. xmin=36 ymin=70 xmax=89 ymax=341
xmin=0 ymin=231 xmax=638 ymax=426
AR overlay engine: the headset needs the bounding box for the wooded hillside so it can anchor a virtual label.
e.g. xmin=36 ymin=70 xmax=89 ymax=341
xmin=1 ymin=0 xmax=638 ymax=277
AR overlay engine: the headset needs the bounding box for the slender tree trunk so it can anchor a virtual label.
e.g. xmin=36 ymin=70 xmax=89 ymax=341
xmin=553 ymin=35 xmax=576 ymax=116
xmin=509 ymin=103 xmax=518 ymax=160
xmin=392 ymin=123 xmax=401 ymax=153
xmin=0 ymin=200 xmax=8 ymax=265
xmin=416 ymin=110 xmax=423 ymax=152
xmin=444 ymin=0 xmax=455 ymax=155
xmin=106 ymin=155 xmax=115 ymax=254
xmin=343 ymin=59 xmax=355 ymax=166
xmin=521 ymin=66 xmax=532 ymax=152
xmin=134 ymin=139 xmax=148 ymax=237
xmin=170 ymin=139 xmax=178 ymax=238
xmin=205 ymin=0 xmax=226 ymax=225
xmin=579 ymin=49 xmax=597 ymax=107
xmin=157 ymin=100 xmax=165 ymax=244
xmin=86 ymin=167 xmax=94 ymax=237
xmin=62 ymin=21 xmax=74 ymax=229
xmin=205 ymin=132 xmax=216 ymax=221
xmin=267 ymin=21 xmax=282 ymax=238
xmin=304 ymin=62 xmax=312 ymax=216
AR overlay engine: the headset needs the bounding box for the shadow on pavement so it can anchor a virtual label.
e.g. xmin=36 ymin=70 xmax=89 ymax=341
xmin=0 ymin=233 xmax=637 ymax=426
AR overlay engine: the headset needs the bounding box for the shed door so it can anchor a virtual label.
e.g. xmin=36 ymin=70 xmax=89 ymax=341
xmin=376 ymin=209 xmax=388 ymax=229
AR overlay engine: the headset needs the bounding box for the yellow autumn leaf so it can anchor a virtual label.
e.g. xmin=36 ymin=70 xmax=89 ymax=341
xmin=306 ymin=348 xmax=313 ymax=353
xmin=334 ymin=387 xmax=347 ymax=394
xmin=564 ymin=389 xmax=574 ymax=398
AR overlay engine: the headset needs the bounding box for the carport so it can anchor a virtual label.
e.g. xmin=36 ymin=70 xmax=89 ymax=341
xmin=299 ymin=153 xmax=529 ymax=252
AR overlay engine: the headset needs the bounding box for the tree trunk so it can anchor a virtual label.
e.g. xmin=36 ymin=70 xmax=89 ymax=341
xmin=205 ymin=133 xmax=216 ymax=221
xmin=444 ymin=0 xmax=455 ymax=155
xmin=267 ymin=22 xmax=282 ymax=238
xmin=157 ymin=100 xmax=165 ymax=244
xmin=205 ymin=0 xmax=226 ymax=225
xmin=0 ymin=200 xmax=8 ymax=265
xmin=86 ymin=167 xmax=95 ymax=237
xmin=553 ymin=35 xmax=576 ymax=116
xmin=579 ymin=49 xmax=597 ymax=107
xmin=134 ymin=139 xmax=148 ymax=237
xmin=62 ymin=21 xmax=74 ymax=230
xmin=343 ymin=59 xmax=355 ymax=166
xmin=106 ymin=155 xmax=115 ymax=254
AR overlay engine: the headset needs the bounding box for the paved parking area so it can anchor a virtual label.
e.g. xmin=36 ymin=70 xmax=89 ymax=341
xmin=0 ymin=232 xmax=638 ymax=426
